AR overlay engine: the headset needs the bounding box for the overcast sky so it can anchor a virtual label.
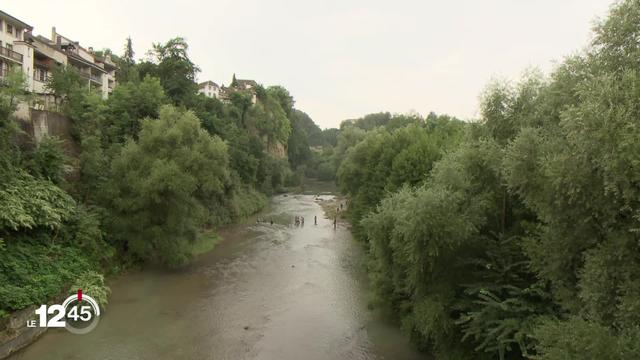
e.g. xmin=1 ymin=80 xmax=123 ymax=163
xmin=6 ymin=0 xmax=615 ymax=128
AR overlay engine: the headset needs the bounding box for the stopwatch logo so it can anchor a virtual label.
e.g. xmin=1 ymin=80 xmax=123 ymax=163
xmin=31 ymin=290 xmax=101 ymax=334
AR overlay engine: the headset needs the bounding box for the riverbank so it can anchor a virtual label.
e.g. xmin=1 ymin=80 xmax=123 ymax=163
xmin=316 ymin=194 xmax=347 ymax=221
xmin=0 ymin=200 xmax=262 ymax=360
xmin=190 ymin=229 xmax=221 ymax=256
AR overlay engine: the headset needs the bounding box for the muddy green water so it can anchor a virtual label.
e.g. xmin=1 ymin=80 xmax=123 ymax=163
xmin=10 ymin=194 xmax=426 ymax=360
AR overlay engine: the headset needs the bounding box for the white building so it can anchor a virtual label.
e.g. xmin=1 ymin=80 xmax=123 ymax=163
xmin=48 ymin=27 xmax=117 ymax=99
xmin=0 ymin=10 xmax=33 ymax=89
xmin=0 ymin=10 xmax=117 ymax=102
xmin=28 ymin=34 xmax=67 ymax=95
xmin=198 ymin=80 xmax=220 ymax=99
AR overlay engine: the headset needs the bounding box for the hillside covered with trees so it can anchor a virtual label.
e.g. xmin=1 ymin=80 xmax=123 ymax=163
xmin=0 ymin=37 xmax=321 ymax=317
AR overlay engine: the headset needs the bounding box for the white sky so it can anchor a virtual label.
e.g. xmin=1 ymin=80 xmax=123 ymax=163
xmin=5 ymin=0 xmax=615 ymax=128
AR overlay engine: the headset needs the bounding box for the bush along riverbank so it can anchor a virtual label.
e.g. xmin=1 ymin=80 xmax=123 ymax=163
xmin=0 ymin=36 xmax=319 ymax=355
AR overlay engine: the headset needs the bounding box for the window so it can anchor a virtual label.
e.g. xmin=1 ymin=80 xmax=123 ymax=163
xmin=35 ymin=68 xmax=47 ymax=82
xmin=6 ymin=24 xmax=13 ymax=35
xmin=6 ymin=44 xmax=12 ymax=51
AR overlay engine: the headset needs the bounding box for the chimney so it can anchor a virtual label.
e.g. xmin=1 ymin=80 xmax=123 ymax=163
xmin=88 ymin=47 xmax=94 ymax=53
xmin=52 ymin=26 xmax=57 ymax=42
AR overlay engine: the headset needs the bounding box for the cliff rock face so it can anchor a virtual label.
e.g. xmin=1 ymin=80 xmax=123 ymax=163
xmin=267 ymin=140 xmax=286 ymax=158
xmin=253 ymin=131 xmax=285 ymax=159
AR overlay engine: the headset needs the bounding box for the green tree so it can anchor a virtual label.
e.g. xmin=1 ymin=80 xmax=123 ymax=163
xmin=2 ymin=67 xmax=29 ymax=108
xmin=26 ymin=136 xmax=67 ymax=185
xmin=106 ymin=106 xmax=230 ymax=267
xmin=104 ymin=75 xmax=167 ymax=141
xmin=142 ymin=37 xmax=200 ymax=105
xmin=287 ymin=110 xmax=312 ymax=168
xmin=116 ymin=37 xmax=139 ymax=83
xmin=45 ymin=64 xmax=84 ymax=107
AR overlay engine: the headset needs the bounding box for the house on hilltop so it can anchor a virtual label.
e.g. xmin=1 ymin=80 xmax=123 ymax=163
xmin=219 ymin=74 xmax=258 ymax=104
xmin=198 ymin=80 xmax=220 ymax=99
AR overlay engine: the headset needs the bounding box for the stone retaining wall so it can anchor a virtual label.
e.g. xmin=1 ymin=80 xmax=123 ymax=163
xmin=0 ymin=305 xmax=47 ymax=359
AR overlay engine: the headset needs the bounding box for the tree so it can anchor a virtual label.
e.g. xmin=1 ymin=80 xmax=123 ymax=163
xmin=45 ymin=64 xmax=84 ymax=107
xmin=0 ymin=68 xmax=26 ymax=173
xmin=106 ymin=105 xmax=230 ymax=267
xmin=26 ymin=136 xmax=67 ymax=185
xmin=116 ymin=37 xmax=138 ymax=83
xmin=2 ymin=67 xmax=29 ymax=108
xmin=123 ymin=37 xmax=134 ymax=66
xmin=336 ymin=2 xmax=640 ymax=358
xmin=287 ymin=110 xmax=312 ymax=168
xmin=144 ymin=37 xmax=200 ymax=105
xmin=104 ymin=75 xmax=167 ymax=141
xmin=267 ymin=86 xmax=294 ymax=116
xmin=247 ymin=90 xmax=291 ymax=144
xmin=229 ymin=91 xmax=253 ymax=127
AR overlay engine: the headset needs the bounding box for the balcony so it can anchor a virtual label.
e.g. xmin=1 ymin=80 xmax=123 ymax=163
xmin=79 ymin=71 xmax=103 ymax=85
xmin=34 ymin=57 xmax=52 ymax=69
xmin=0 ymin=47 xmax=23 ymax=63
xmin=91 ymin=74 xmax=102 ymax=84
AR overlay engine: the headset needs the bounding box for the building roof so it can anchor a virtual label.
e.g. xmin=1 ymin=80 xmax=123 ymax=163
xmin=199 ymin=80 xmax=219 ymax=88
xmin=0 ymin=10 xmax=33 ymax=31
xmin=236 ymin=79 xmax=257 ymax=88
xmin=94 ymin=54 xmax=117 ymax=71
xmin=67 ymin=51 xmax=106 ymax=73
xmin=28 ymin=34 xmax=68 ymax=60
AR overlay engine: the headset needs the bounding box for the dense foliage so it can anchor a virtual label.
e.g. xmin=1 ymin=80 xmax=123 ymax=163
xmin=332 ymin=1 xmax=640 ymax=358
xmin=106 ymin=106 xmax=230 ymax=266
xmin=0 ymin=35 xmax=319 ymax=316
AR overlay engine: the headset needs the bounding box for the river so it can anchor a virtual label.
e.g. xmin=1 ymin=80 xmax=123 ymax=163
xmin=10 ymin=193 xmax=425 ymax=360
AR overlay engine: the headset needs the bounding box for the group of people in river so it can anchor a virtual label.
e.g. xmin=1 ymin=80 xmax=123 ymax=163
xmin=257 ymin=198 xmax=346 ymax=230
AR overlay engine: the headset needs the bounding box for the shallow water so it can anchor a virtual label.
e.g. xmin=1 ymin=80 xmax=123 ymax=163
xmin=10 ymin=194 xmax=426 ymax=360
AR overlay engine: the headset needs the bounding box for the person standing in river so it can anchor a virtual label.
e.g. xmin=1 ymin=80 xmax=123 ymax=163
xmin=314 ymin=215 xmax=317 ymax=225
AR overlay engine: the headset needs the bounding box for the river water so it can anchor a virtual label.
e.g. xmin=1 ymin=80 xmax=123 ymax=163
xmin=11 ymin=194 xmax=425 ymax=360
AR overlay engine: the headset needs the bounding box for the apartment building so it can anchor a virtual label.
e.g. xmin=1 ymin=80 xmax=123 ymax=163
xmin=49 ymin=27 xmax=117 ymax=99
xmin=0 ymin=10 xmax=33 ymax=87
xmin=0 ymin=10 xmax=117 ymax=101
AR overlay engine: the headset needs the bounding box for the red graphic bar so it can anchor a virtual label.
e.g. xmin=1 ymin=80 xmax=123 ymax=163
xmin=77 ymin=289 xmax=83 ymax=302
